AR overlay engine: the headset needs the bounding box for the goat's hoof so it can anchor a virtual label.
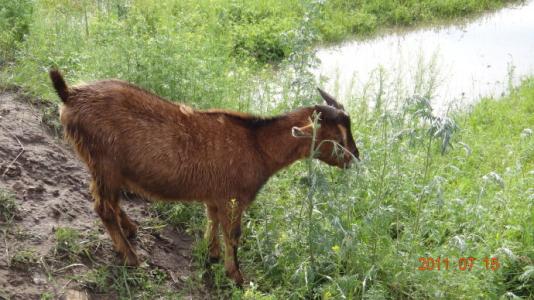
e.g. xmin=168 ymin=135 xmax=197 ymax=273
xmin=125 ymin=228 xmax=137 ymax=239
xmin=123 ymin=252 xmax=140 ymax=266
xmin=122 ymin=224 xmax=138 ymax=239
xmin=227 ymin=269 xmax=244 ymax=288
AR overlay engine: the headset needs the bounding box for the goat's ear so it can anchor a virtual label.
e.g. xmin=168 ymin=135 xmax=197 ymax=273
xmin=291 ymin=126 xmax=312 ymax=138
xmin=317 ymin=87 xmax=344 ymax=110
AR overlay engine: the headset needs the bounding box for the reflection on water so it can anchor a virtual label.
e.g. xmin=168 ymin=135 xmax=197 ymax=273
xmin=315 ymin=1 xmax=534 ymax=112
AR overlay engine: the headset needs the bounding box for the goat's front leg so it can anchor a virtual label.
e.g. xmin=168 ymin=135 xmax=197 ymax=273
xmin=205 ymin=204 xmax=221 ymax=263
xmin=218 ymin=199 xmax=244 ymax=286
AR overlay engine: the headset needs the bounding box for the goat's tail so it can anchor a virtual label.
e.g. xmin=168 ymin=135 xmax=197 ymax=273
xmin=49 ymin=69 xmax=69 ymax=103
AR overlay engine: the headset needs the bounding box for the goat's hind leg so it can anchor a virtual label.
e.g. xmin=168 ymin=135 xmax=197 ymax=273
xmin=91 ymin=180 xmax=139 ymax=266
xmin=205 ymin=204 xmax=221 ymax=264
xmin=218 ymin=202 xmax=244 ymax=286
xmin=119 ymin=208 xmax=138 ymax=239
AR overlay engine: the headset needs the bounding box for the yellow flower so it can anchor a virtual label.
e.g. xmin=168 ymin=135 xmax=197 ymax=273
xmin=332 ymin=245 xmax=340 ymax=253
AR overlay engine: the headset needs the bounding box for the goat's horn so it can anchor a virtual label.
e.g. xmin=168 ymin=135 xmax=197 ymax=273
xmin=317 ymin=88 xmax=344 ymax=110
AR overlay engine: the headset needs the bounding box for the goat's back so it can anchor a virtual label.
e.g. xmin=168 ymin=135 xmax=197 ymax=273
xmin=61 ymin=80 xmax=266 ymax=202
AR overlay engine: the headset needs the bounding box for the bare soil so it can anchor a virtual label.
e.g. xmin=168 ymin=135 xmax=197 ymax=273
xmin=0 ymin=92 xmax=205 ymax=299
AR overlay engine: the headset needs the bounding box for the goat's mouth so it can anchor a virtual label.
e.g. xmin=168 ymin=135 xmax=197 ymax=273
xmin=342 ymin=160 xmax=356 ymax=169
xmin=343 ymin=150 xmax=360 ymax=166
xmin=341 ymin=153 xmax=361 ymax=168
xmin=324 ymin=150 xmax=359 ymax=168
xmin=333 ymin=157 xmax=355 ymax=169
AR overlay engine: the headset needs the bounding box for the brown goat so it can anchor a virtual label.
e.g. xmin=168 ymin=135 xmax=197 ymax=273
xmin=49 ymin=70 xmax=359 ymax=285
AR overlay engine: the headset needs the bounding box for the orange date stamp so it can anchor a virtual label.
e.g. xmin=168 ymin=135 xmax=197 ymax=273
xmin=417 ymin=257 xmax=500 ymax=271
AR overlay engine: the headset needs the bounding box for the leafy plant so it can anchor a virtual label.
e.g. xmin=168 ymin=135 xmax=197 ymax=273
xmin=0 ymin=189 xmax=17 ymax=223
xmin=81 ymin=265 xmax=168 ymax=298
xmin=0 ymin=0 xmax=33 ymax=63
xmin=0 ymin=0 xmax=530 ymax=298
xmin=54 ymin=227 xmax=81 ymax=259
xmin=10 ymin=248 xmax=38 ymax=269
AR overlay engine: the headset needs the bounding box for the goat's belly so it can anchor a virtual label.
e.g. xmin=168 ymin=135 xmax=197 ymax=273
xmin=125 ymin=181 xmax=200 ymax=202
xmin=123 ymin=170 xmax=249 ymax=202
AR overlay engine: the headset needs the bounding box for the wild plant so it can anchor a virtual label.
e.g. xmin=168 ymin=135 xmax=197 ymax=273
xmin=0 ymin=189 xmax=17 ymax=224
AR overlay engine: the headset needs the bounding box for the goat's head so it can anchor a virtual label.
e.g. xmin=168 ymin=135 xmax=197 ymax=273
xmin=292 ymin=88 xmax=359 ymax=168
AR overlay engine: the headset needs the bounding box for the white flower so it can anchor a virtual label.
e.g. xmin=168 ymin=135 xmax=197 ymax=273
xmin=520 ymin=128 xmax=532 ymax=138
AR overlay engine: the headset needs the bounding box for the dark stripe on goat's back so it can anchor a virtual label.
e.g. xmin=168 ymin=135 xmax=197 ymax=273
xmin=202 ymin=109 xmax=284 ymax=129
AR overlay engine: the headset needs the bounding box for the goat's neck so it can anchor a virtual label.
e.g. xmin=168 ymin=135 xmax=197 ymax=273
xmin=256 ymin=109 xmax=312 ymax=176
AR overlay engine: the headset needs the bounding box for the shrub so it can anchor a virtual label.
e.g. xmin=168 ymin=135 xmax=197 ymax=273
xmin=0 ymin=189 xmax=17 ymax=223
xmin=54 ymin=227 xmax=81 ymax=259
xmin=0 ymin=0 xmax=33 ymax=63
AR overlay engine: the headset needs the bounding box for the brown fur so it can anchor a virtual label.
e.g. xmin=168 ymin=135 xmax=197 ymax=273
xmin=49 ymin=70 xmax=359 ymax=285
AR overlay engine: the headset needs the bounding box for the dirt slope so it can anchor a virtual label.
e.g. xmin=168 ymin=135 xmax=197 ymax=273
xmin=0 ymin=92 xmax=202 ymax=299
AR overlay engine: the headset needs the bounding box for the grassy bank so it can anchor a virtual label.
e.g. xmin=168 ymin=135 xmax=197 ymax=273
xmin=0 ymin=0 xmax=517 ymax=93
xmin=313 ymin=0 xmax=518 ymax=42
xmin=238 ymin=78 xmax=534 ymax=299
xmin=0 ymin=0 xmax=532 ymax=298
xmin=30 ymin=72 xmax=530 ymax=299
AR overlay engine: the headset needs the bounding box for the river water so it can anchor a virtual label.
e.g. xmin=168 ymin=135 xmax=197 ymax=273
xmin=315 ymin=1 xmax=534 ymax=112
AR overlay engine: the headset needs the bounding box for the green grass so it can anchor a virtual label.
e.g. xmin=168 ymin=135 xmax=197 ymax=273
xmin=150 ymin=202 xmax=205 ymax=234
xmin=54 ymin=227 xmax=82 ymax=256
xmin=313 ymin=0 xmax=517 ymax=42
xmin=0 ymin=0 xmax=532 ymax=298
xmin=53 ymin=226 xmax=104 ymax=264
xmin=10 ymin=248 xmax=38 ymax=269
xmin=54 ymin=226 xmax=99 ymax=261
xmin=231 ymin=77 xmax=533 ymax=299
xmin=134 ymin=75 xmax=534 ymax=299
xmin=79 ymin=265 xmax=169 ymax=299
xmin=39 ymin=292 xmax=54 ymax=300
xmin=0 ymin=0 xmax=32 ymax=64
xmin=0 ymin=189 xmax=17 ymax=223
xmin=0 ymin=0 xmax=516 ymax=99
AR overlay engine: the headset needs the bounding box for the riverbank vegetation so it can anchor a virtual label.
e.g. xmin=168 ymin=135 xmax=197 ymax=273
xmin=0 ymin=0 xmax=532 ymax=299
xmin=235 ymin=76 xmax=533 ymax=299
xmin=1 ymin=0 xmax=518 ymax=84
